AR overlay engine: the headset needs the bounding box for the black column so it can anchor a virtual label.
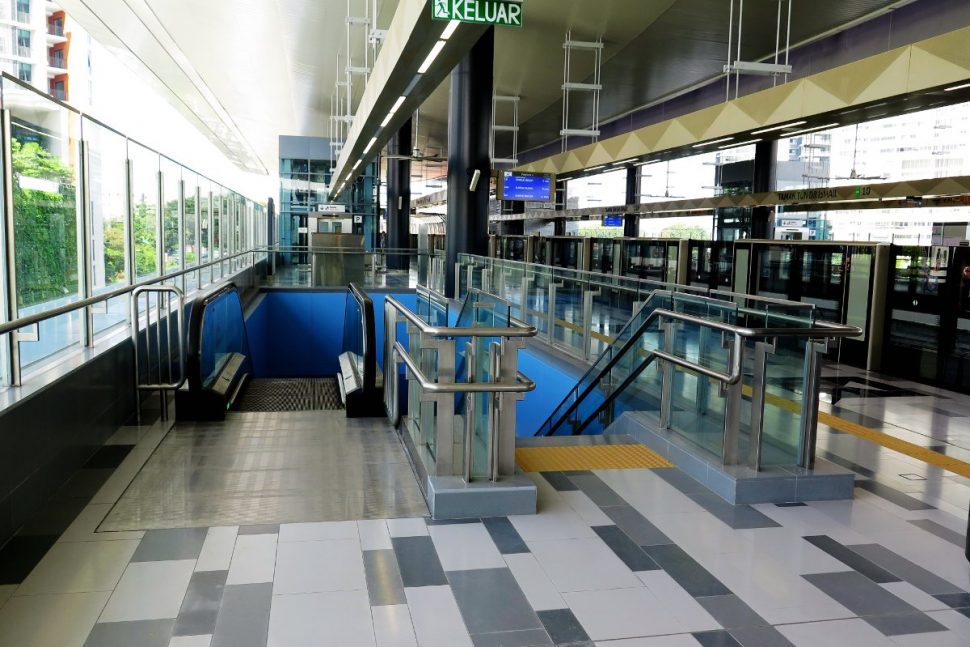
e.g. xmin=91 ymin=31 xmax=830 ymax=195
xmin=386 ymin=118 xmax=412 ymax=269
xmin=445 ymin=28 xmax=494 ymax=297
xmin=500 ymin=200 xmax=525 ymax=235
xmin=623 ymin=166 xmax=639 ymax=238
xmin=751 ymin=140 xmax=777 ymax=239
xmin=554 ymin=218 xmax=566 ymax=236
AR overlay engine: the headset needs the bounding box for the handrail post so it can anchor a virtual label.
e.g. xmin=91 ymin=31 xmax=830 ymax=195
xmin=464 ymin=340 xmax=475 ymax=483
xmin=721 ymin=333 xmax=743 ymax=465
xmin=747 ymin=340 xmax=775 ymax=471
xmin=799 ymin=340 xmax=826 ymax=469
xmin=583 ymin=287 xmax=601 ymax=361
xmin=659 ymin=320 xmax=673 ymax=430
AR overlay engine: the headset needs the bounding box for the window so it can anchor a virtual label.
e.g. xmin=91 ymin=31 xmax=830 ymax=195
xmin=17 ymin=62 xmax=30 ymax=83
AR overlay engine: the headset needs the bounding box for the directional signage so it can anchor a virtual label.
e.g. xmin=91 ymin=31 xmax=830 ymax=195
xmin=432 ymin=0 xmax=523 ymax=28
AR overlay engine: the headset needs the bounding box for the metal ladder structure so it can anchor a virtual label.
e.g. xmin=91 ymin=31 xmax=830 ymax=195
xmin=491 ymin=95 xmax=521 ymax=166
xmin=560 ymin=32 xmax=603 ymax=153
xmin=723 ymin=0 xmax=794 ymax=100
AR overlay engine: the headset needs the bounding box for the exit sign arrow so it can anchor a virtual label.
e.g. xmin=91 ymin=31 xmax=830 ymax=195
xmin=432 ymin=0 xmax=523 ymax=28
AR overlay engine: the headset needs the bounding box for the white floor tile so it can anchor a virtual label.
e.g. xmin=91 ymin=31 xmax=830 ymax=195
xmin=57 ymin=504 xmax=145 ymax=543
xmin=372 ymin=604 xmax=418 ymax=647
xmin=16 ymin=539 xmax=140 ymax=595
xmin=559 ymin=490 xmax=614 ymax=526
xmin=880 ymin=581 xmax=951 ymax=612
xmin=386 ymin=518 xmax=428 ymax=538
xmin=404 ymin=585 xmax=473 ymax=647
xmin=776 ymin=618 xmax=895 ymax=647
xmin=503 ymin=553 xmax=566 ymax=612
xmin=427 ymin=524 xmax=505 ymax=572
xmin=268 ymin=590 xmax=375 ymax=647
xmin=99 ymin=559 xmax=196 ymax=622
xmin=528 ymin=537 xmax=642 ymax=592
xmin=169 ymin=635 xmax=212 ymax=647
xmin=273 ymin=538 xmax=365 ymax=595
xmin=635 ymin=571 xmax=720 ymax=633
xmin=279 ymin=521 xmax=358 ymax=542
xmin=0 ymin=591 xmax=110 ymax=647
xmin=593 ymin=636 xmax=703 ymax=646
xmin=508 ymin=506 xmax=597 ymax=542
xmin=358 ymin=520 xmax=392 ymax=551
xmin=564 ymin=587 xmax=690 ymax=641
xmin=195 ymin=526 xmax=239 ymax=572
xmin=226 ymin=534 xmax=278 ymax=585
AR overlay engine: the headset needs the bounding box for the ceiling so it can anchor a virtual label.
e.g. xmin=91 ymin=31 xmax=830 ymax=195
xmin=58 ymin=0 xmax=914 ymax=179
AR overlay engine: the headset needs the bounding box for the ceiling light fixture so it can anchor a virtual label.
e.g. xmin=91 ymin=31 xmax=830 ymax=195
xmin=611 ymin=158 xmax=638 ymax=166
xmin=944 ymin=81 xmax=970 ymax=92
xmin=441 ymin=20 xmax=460 ymax=40
xmin=587 ymin=165 xmax=607 ymax=171
xmin=751 ymin=120 xmax=807 ymax=135
xmin=380 ymin=95 xmax=408 ymax=128
xmin=418 ymin=40 xmax=446 ymax=74
xmin=786 ymin=122 xmax=840 ymax=136
xmin=363 ymin=137 xmax=378 ymax=154
xmin=692 ymin=137 xmax=734 ymax=148
xmin=718 ymin=138 xmax=762 ymax=149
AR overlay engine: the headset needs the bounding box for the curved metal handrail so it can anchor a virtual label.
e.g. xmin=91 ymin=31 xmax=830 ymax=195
xmin=393 ymin=342 xmax=535 ymax=394
xmin=385 ymin=295 xmax=538 ymax=339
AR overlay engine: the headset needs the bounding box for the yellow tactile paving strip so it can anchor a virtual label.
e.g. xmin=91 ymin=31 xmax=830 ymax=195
xmin=515 ymin=444 xmax=673 ymax=472
xmin=749 ymin=386 xmax=970 ymax=480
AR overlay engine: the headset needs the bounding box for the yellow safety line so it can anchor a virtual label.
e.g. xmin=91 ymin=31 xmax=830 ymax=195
xmin=515 ymin=444 xmax=673 ymax=472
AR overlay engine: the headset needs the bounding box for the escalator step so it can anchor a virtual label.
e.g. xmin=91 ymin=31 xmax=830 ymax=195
xmin=234 ymin=378 xmax=345 ymax=412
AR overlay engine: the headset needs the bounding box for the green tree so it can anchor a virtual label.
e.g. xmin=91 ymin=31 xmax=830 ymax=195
xmin=10 ymin=137 xmax=78 ymax=308
xmin=660 ymin=224 xmax=709 ymax=240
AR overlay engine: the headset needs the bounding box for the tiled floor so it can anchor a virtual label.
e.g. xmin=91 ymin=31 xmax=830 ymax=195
xmin=0 ymin=365 xmax=969 ymax=646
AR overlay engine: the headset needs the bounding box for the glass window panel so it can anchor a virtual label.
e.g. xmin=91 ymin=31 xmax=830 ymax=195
xmin=161 ymin=157 xmax=180 ymax=273
xmin=82 ymin=117 xmax=128 ymax=293
xmin=4 ymin=81 xmax=83 ymax=365
xmin=128 ymin=141 xmax=160 ymax=279
xmin=211 ymin=184 xmax=221 ymax=259
xmin=183 ymin=169 xmax=198 ymax=291
xmin=199 ymin=178 xmax=210 ymax=264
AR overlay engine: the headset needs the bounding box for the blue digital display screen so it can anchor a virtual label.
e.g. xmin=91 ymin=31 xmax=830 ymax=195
xmin=500 ymin=172 xmax=553 ymax=201
xmin=603 ymin=215 xmax=623 ymax=227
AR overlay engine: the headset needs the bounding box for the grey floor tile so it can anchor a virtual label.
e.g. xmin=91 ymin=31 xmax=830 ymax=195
xmin=392 ymin=536 xmax=447 ymax=587
xmin=727 ymin=625 xmax=794 ymax=646
xmin=697 ymin=594 xmax=769 ymax=629
xmin=237 ymin=525 xmax=279 ymax=536
xmin=692 ymin=629 xmax=743 ymax=647
xmin=173 ymin=570 xmax=227 ymax=637
xmin=471 ymin=628 xmax=552 ymax=647
xmin=803 ymin=536 xmax=901 ymax=583
xmin=687 ymin=493 xmax=781 ymax=530
xmin=654 ymin=468 xmax=709 ymax=495
xmin=83 ymin=619 xmax=175 ymax=647
xmin=908 ymin=519 xmax=966 ymax=548
xmin=855 ymin=480 xmax=934 ymax=511
xmin=591 ymin=525 xmax=660 ymax=572
xmin=865 ymin=611 xmax=948 ymax=636
xmin=363 ymin=549 xmax=406 ymax=606
xmin=848 ymin=544 xmax=965 ymax=596
xmin=210 ymin=583 xmax=272 ymax=647
xmin=483 ymin=517 xmax=530 ymax=554
xmin=601 ymin=504 xmax=673 ymax=547
xmin=448 ymin=568 xmax=544 ymax=636
xmin=568 ymin=474 xmax=625 ymax=507
xmin=642 ymin=545 xmax=731 ymax=598
xmin=540 ymin=472 xmax=578 ymax=492
xmin=537 ymin=608 xmax=590 ymax=644
xmin=803 ymin=572 xmax=947 ymax=636
xmin=935 ymin=592 xmax=970 ymax=609
xmin=426 ymin=518 xmax=481 ymax=525
xmin=131 ymin=528 xmax=208 ymax=562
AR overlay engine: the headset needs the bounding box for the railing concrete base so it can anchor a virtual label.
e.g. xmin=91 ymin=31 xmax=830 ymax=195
xmin=425 ymin=475 xmax=537 ymax=520
xmin=611 ymin=411 xmax=855 ymax=504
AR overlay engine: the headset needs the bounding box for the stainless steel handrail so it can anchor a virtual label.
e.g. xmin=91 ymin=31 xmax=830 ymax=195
xmin=0 ymin=248 xmax=261 ymax=337
xmin=393 ymin=342 xmax=535 ymax=394
xmin=131 ymin=286 xmax=186 ymax=423
xmin=386 ymin=295 xmax=538 ymax=339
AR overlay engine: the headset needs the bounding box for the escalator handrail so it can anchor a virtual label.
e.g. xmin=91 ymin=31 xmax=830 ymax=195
xmin=347 ymin=283 xmax=378 ymax=392
xmin=186 ymin=282 xmax=253 ymax=392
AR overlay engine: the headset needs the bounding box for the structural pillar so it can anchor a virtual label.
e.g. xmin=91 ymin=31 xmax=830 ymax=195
xmin=751 ymin=140 xmax=777 ymax=240
xmin=387 ymin=118 xmax=412 ymax=269
xmin=500 ymin=200 xmax=525 ymax=235
xmin=445 ymin=28 xmax=494 ymax=297
xmin=623 ymin=165 xmax=639 ymax=238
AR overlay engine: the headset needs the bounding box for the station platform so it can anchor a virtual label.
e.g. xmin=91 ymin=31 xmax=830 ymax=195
xmin=0 ymin=361 xmax=968 ymax=647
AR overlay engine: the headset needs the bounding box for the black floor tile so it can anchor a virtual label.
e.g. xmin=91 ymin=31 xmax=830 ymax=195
xmin=237 ymin=524 xmax=280 ymax=535
xmin=642 ymin=544 xmax=731 ymax=597
xmin=803 ymin=535 xmax=901 ymax=584
xmin=775 ymin=502 xmax=806 ymax=507
xmin=51 ymin=468 xmax=115 ymax=501
xmin=540 ymin=472 xmax=578 ymax=492
xmin=537 ymin=609 xmax=590 ymax=644
xmin=692 ymin=630 xmax=743 ymax=647
xmin=0 ymin=534 xmax=58 ymax=584
xmin=392 ymin=536 xmax=447 ymax=587
xmin=17 ymin=497 xmax=87 ymax=537
xmin=83 ymin=444 xmax=134 ymax=469
xmin=592 ymin=525 xmax=660 ymax=572
xmin=173 ymin=570 xmax=228 ymax=637
xmin=482 ymin=517 xmax=529 ymax=554
xmin=935 ymin=592 xmax=970 ymax=609
xmin=687 ymin=493 xmax=781 ymax=530
xmin=425 ymin=517 xmax=482 ymax=525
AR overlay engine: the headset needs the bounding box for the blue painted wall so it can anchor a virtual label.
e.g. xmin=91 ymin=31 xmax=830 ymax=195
xmin=244 ymin=291 xmax=415 ymax=379
xmin=515 ymin=349 xmax=586 ymax=437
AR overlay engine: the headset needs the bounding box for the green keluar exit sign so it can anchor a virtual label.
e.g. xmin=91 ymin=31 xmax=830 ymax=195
xmin=432 ymin=0 xmax=523 ymax=28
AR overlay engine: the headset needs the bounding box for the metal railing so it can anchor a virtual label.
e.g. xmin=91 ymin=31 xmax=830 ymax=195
xmin=384 ymin=293 xmax=537 ymax=484
xmin=131 ymin=286 xmax=185 ymax=423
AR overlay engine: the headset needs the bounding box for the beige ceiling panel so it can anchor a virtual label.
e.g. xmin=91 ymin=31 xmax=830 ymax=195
xmin=908 ymin=29 xmax=970 ymax=92
xmin=849 ymin=50 xmax=911 ymax=106
xmin=702 ymin=102 xmax=761 ymax=140
xmin=654 ymin=120 xmax=697 ymax=151
xmin=676 ymin=104 xmax=724 ymax=141
xmin=635 ymin=123 xmax=667 ymax=151
xmin=807 ymin=48 xmax=906 ymax=106
xmin=928 ymin=177 xmax=970 ymax=195
xmin=615 ymin=134 xmax=650 ymax=160
xmin=734 ymin=83 xmax=796 ymax=125
xmin=798 ymin=78 xmax=847 ymax=116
